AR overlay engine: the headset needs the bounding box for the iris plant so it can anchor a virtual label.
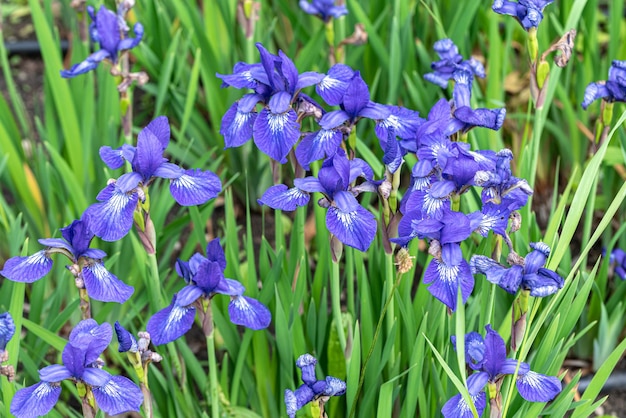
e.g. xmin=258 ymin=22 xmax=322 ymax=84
xmin=285 ymin=354 xmax=346 ymax=418
xmin=299 ymin=0 xmax=348 ymax=22
xmin=146 ymin=239 xmax=271 ymax=345
xmin=443 ymin=325 xmax=561 ymax=417
xmin=87 ymin=116 xmax=221 ymax=242
xmin=11 ymin=320 xmax=143 ymax=418
xmin=0 ymin=213 xmax=133 ymax=303
xmin=492 ymin=0 xmax=554 ymax=30
xmin=60 ymin=5 xmax=143 ymax=78
xmin=582 ymin=60 xmax=626 ymax=110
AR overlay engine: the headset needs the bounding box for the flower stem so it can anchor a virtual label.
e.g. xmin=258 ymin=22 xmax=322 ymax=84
xmin=384 ymin=252 xmax=396 ymax=367
xmin=140 ymin=382 xmax=153 ymax=418
xmin=207 ymin=319 xmax=220 ymax=418
xmin=147 ymin=253 xmax=164 ymax=311
xmin=330 ymin=260 xmax=347 ymax=354
xmin=78 ymin=288 xmax=91 ymax=320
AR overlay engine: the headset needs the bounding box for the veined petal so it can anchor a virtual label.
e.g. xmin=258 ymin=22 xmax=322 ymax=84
xmin=153 ymin=162 xmax=184 ymax=179
xmin=342 ymin=72 xmax=370 ymax=117
xmin=170 ymin=169 xmax=222 ymax=206
xmin=0 ymin=312 xmax=15 ymax=351
xmin=516 ymin=370 xmax=562 ymax=402
xmin=424 ymin=258 xmax=473 ymax=311
xmin=319 ymin=109 xmax=350 ymax=129
xmin=0 ymin=251 xmax=53 ymax=283
xmin=499 ymin=359 xmax=530 ymax=375
xmin=253 ymin=108 xmax=300 ymax=163
xmin=146 ymin=298 xmax=196 ymax=345
xmin=441 ymin=392 xmax=486 ymax=418
xmin=221 ymin=100 xmax=257 ymax=149
xmin=95 ymin=6 xmax=120 ymax=56
xmin=492 ymin=0 xmax=518 ymax=16
xmin=11 ymin=382 xmax=61 ymax=418
xmin=86 ymin=186 xmax=139 ymax=242
xmin=326 ymin=192 xmax=376 ymax=252
xmin=99 ymin=144 xmax=135 ymax=169
xmin=60 ymin=49 xmax=110 ymax=78
xmin=193 ymin=259 xmax=230 ymax=294
xmin=92 ymin=375 xmax=144 ymax=415
xmin=134 ymin=128 xmax=166 ymax=179
xmin=482 ymin=325 xmax=507 ymax=379
xmin=294 ymin=177 xmax=325 ymax=193
xmin=175 ymin=285 xmax=204 ymax=306
xmin=258 ymin=184 xmax=310 ymax=211
xmin=524 ymin=268 xmax=564 ymax=297
xmin=114 ymin=321 xmax=138 ymax=353
xmin=116 ymin=172 xmax=143 ymax=193
xmin=582 ymin=82 xmax=611 ymax=109
xmin=316 ymin=64 xmax=353 ymax=106
xmin=81 ymin=368 xmax=112 ymax=388
xmin=222 ymin=278 xmax=246 ymax=296
xmin=82 ymin=261 xmax=134 ymax=303
xmin=228 ymin=296 xmax=272 ymax=330
xmin=205 ymin=238 xmax=227 ymax=270
xmin=61 ymin=343 xmax=87 ymax=379
xmin=39 ymin=365 xmax=72 ymax=383
xmin=138 ymin=116 xmax=170 ymax=148
xmin=295 ymin=129 xmax=342 ymax=169
xmin=455 ymin=106 xmax=506 ymax=131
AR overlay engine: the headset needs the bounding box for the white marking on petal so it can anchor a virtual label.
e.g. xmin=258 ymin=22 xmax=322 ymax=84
xmin=437 ymin=261 xmax=460 ymax=284
xmin=337 ymin=210 xmax=357 ymax=232
xmin=423 ymin=193 xmax=445 ymax=217
xmin=380 ymin=114 xmax=400 ymax=129
xmin=319 ymin=76 xmax=342 ymax=91
xmin=173 ymin=174 xmax=195 ymax=189
xmin=164 ymin=306 xmax=189 ymax=334
xmin=268 ymin=112 xmax=289 ymax=133
xmin=230 ymin=111 xmax=253 ymax=134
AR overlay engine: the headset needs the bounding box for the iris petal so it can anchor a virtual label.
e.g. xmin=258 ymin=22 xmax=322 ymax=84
xmin=228 ymin=296 xmax=272 ymax=330
xmin=92 ymin=375 xmax=144 ymax=415
xmin=82 ymin=261 xmax=134 ymax=303
xmin=0 ymin=251 xmax=53 ymax=283
xmin=258 ymin=185 xmax=310 ymax=211
xmin=10 ymin=382 xmax=62 ymax=418
xmin=170 ymin=169 xmax=222 ymax=206
xmin=146 ymin=298 xmax=196 ymax=345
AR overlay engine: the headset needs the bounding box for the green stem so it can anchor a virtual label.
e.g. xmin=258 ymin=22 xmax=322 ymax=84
xmin=147 ymin=253 xmax=164 ymax=311
xmin=384 ymin=253 xmax=395 ymax=367
xmin=207 ymin=327 xmax=220 ymax=418
xmin=330 ymin=260 xmax=347 ymax=353
xmin=78 ymin=287 xmax=91 ymax=320
xmin=140 ymin=382 xmax=153 ymax=418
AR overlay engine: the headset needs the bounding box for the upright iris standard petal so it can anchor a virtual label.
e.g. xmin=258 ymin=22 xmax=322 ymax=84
xmin=147 ymin=296 xmax=197 ymax=345
xmin=86 ymin=184 xmax=139 ymax=242
xmin=325 ymin=191 xmax=377 ymax=251
xmin=99 ymin=144 xmax=136 ymax=169
xmin=10 ymin=382 xmax=62 ymax=418
xmin=82 ymin=262 xmax=134 ymax=303
xmin=169 ymin=169 xmax=222 ymax=206
xmin=228 ymin=296 xmax=272 ymax=330
xmin=92 ymin=375 xmax=144 ymax=415
xmin=0 ymin=251 xmax=53 ymax=283
xmin=253 ymin=108 xmax=300 ymax=163
xmin=258 ymin=185 xmax=311 ymax=211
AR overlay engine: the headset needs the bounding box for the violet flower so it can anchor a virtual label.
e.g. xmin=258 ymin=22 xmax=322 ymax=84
xmin=87 ymin=116 xmax=221 ymax=241
xmin=0 ymin=312 xmax=15 ymax=357
xmin=0 ymin=214 xmax=133 ymax=303
xmin=582 ymin=60 xmax=626 ymax=109
xmin=492 ymin=0 xmax=554 ymax=31
xmin=259 ymin=149 xmax=378 ymax=251
xmin=60 ymin=5 xmax=143 ymax=78
xmin=608 ymin=248 xmax=626 ymax=280
xmin=443 ymin=325 xmax=562 ymax=417
xmin=424 ymin=38 xmax=485 ymax=89
xmin=299 ymin=0 xmax=348 ymax=22
xmin=285 ymin=354 xmax=346 ymax=418
xmin=146 ymin=239 xmax=271 ymax=345
xmin=470 ymin=242 xmax=564 ymax=297
xmin=10 ymin=320 xmax=143 ymax=418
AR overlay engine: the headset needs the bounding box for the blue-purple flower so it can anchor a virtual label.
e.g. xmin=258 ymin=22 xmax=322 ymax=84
xmin=470 ymin=242 xmax=564 ymax=296
xmin=146 ymin=239 xmax=271 ymax=345
xmin=285 ymin=354 xmax=346 ymax=418
xmin=299 ymin=0 xmax=348 ymax=22
xmin=259 ymin=149 xmax=378 ymax=251
xmin=87 ymin=116 xmax=221 ymax=241
xmin=608 ymin=248 xmax=626 ymax=280
xmin=60 ymin=5 xmax=143 ymax=78
xmin=443 ymin=325 xmax=561 ymax=417
xmin=582 ymin=60 xmax=626 ymax=110
xmin=10 ymin=320 xmax=143 ymax=418
xmin=0 ymin=312 xmax=15 ymax=357
xmin=0 ymin=214 xmax=133 ymax=303
xmin=492 ymin=0 xmax=554 ymax=30
xmin=424 ymin=39 xmax=485 ymax=89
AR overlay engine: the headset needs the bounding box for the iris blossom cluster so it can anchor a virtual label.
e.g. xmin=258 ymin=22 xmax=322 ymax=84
xmin=582 ymin=60 xmax=626 ymax=110
xmin=492 ymin=0 xmax=554 ymax=30
xmin=87 ymin=116 xmax=221 ymax=242
xmin=61 ymin=5 xmax=143 ymax=78
xmin=442 ymin=325 xmax=561 ymax=417
xmin=146 ymin=239 xmax=271 ymax=345
xmin=0 ymin=214 xmax=134 ymax=303
xmin=11 ymin=320 xmax=143 ymax=418
xmin=299 ymin=0 xmax=348 ymax=22
xmin=284 ymin=354 xmax=346 ymax=418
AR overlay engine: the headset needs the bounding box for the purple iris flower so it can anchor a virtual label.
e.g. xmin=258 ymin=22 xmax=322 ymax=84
xmin=608 ymin=248 xmax=626 ymax=280
xmin=285 ymin=354 xmax=346 ymax=418
xmin=114 ymin=322 xmax=139 ymax=353
xmin=470 ymin=242 xmax=564 ymax=296
xmin=258 ymin=149 xmax=379 ymax=252
xmin=218 ymin=43 xmax=325 ymax=163
xmin=492 ymin=0 xmax=554 ymax=31
xmin=443 ymin=325 xmax=562 ymax=417
xmin=0 ymin=312 xmax=15 ymax=356
xmin=60 ymin=5 xmax=143 ymax=78
xmin=319 ymin=72 xmax=389 ymax=131
xmin=582 ymin=60 xmax=626 ymax=109
xmin=396 ymin=209 xmax=474 ymax=311
xmin=452 ymin=69 xmax=506 ymax=132
xmin=10 ymin=320 xmax=143 ymax=418
xmin=0 ymin=214 xmax=133 ymax=303
xmin=87 ymin=116 xmax=221 ymax=241
xmin=316 ymin=64 xmax=355 ymax=106
xmin=424 ymin=39 xmax=485 ymax=89
xmin=299 ymin=0 xmax=348 ymax=22
xmin=146 ymin=239 xmax=271 ymax=345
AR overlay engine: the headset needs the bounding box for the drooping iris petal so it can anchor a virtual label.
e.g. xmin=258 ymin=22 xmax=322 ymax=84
xmin=228 ymin=296 xmax=272 ymax=330
xmin=516 ymin=370 xmax=562 ymax=402
xmin=0 ymin=312 xmax=15 ymax=351
xmin=325 ymin=191 xmax=377 ymax=251
xmin=423 ymin=258 xmax=473 ymax=311
xmin=92 ymin=374 xmax=144 ymax=415
xmin=0 ymin=251 xmax=53 ymax=283
xmin=258 ymin=185 xmax=310 ymax=211
xmin=323 ymin=376 xmax=347 ymax=396
xmin=60 ymin=49 xmax=111 ymax=78
xmin=295 ymin=129 xmax=343 ymax=169
xmin=253 ymin=108 xmax=300 ymax=163
xmin=316 ymin=64 xmax=354 ymax=106
xmin=10 ymin=381 xmax=62 ymax=418
xmin=114 ymin=321 xmax=138 ymax=353
xmin=221 ymin=96 xmax=260 ymax=148
xmin=82 ymin=261 xmax=134 ymax=303
xmin=582 ymin=82 xmax=611 ymax=110
xmin=86 ymin=185 xmax=139 ymax=242
xmin=524 ymin=268 xmax=564 ymax=297
xmin=222 ymin=278 xmax=246 ymax=296
xmin=146 ymin=297 xmax=197 ymax=345
xmin=169 ymin=169 xmax=222 ymax=206
xmin=441 ymin=392 xmax=487 ymax=418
